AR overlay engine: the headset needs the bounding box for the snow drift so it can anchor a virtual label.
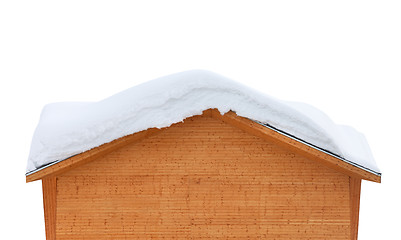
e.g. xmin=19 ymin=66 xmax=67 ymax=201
xmin=26 ymin=70 xmax=380 ymax=174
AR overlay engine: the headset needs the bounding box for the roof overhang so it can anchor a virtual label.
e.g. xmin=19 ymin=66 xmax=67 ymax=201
xmin=26 ymin=109 xmax=381 ymax=183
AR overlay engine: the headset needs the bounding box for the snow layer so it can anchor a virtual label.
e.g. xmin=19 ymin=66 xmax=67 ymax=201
xmin=26 ymin=70 xmax=380 ymax=174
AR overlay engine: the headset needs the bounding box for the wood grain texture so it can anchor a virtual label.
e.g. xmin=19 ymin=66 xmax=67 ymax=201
xmin=350 ymin=177 xmax=362 ymax=240
xmin=55 ymin=115 xmax=352 ymax=239
xmin=42 ymin=177 xmax=57 ymax=240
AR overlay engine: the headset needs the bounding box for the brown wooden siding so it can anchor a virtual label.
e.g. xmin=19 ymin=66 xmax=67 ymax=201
xmin=55 ymin=114 xmax=351 ymax=239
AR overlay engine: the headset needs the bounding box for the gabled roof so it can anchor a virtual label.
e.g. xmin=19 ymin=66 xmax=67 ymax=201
xmin=26 ymin=70 xmax=381 ymax=182
xmin=26 ymin=109 xmax=380 ymax=183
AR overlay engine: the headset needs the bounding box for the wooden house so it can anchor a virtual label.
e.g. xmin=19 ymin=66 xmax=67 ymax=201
xmin=26 ymin=71 xmax=380 ymax=239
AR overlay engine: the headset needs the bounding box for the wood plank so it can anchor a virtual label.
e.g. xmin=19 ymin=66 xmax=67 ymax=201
xmin=350 ymin=177 xmax=362 ymax=240
xmin=211 ymin=109 xmax=381 ymax=183
xmin=42 ymin=177 xmax=57 ymax=240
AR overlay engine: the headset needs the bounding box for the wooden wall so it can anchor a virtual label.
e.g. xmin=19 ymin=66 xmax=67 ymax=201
xmin=54 ymin=114 xmax=352 ymax=239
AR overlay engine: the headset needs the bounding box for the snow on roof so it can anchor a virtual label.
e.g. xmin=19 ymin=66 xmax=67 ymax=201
xmin=26 ymin=70 xmax=380 ymax=175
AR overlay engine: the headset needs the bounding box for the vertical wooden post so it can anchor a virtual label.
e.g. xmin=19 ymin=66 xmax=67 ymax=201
xmin=350 ymin=177 xmax=361 ymax=240
xmin=42 ymin=177 xmax=57 ymax=240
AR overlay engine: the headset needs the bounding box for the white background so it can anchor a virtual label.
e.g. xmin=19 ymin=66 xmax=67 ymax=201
xmin=1 ymin=1 xmax=400 ymax=239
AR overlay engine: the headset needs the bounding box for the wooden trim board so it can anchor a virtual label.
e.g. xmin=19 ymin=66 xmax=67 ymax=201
xmin=42 ymin=177 xmax=57 ymax=240
xmin=26 ymin=128 xmax=162 ymax=182
xmin=211 ymin=109 xmax=380 ymax=183
xmin=350 ymin=177 xmax=362 ymax=240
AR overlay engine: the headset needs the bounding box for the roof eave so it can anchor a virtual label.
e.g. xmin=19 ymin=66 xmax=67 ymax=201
xmin=26 ymin=109 xmax=381 ymax=183
xmin=211 ymin=110 xmax=381 ymax=183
